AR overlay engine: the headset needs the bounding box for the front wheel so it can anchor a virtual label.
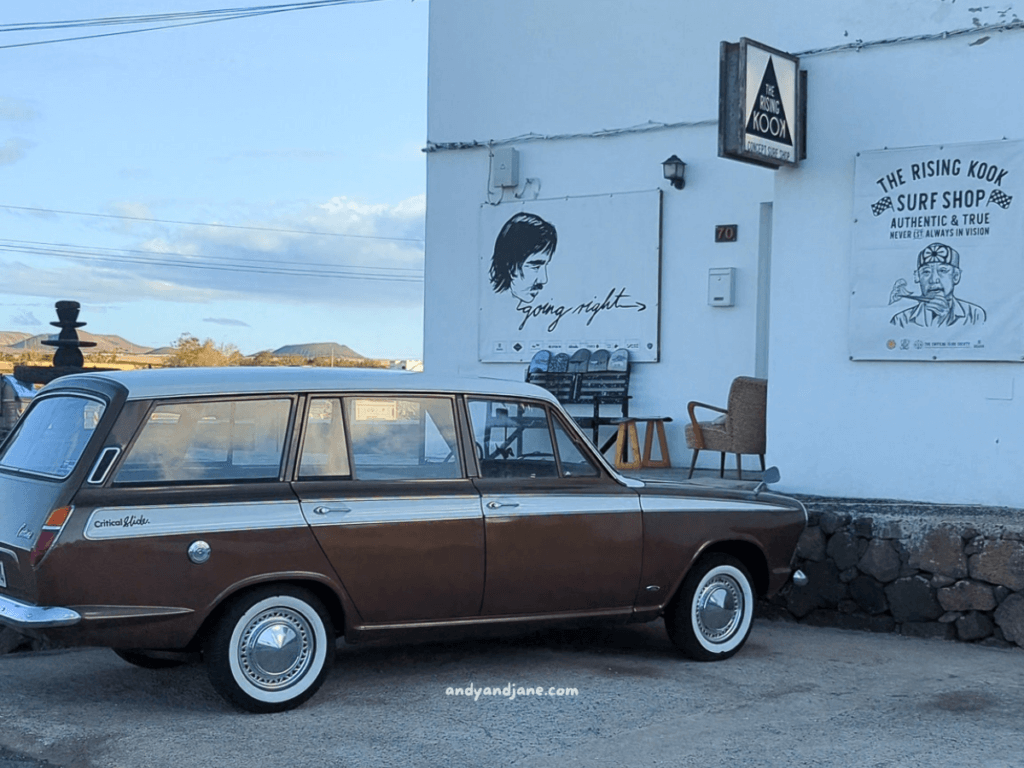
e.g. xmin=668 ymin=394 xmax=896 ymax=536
xmin=204 ymin=585 xmax=334 ymax=713
xmin=665 ymin=554 xmax=754 ymax=661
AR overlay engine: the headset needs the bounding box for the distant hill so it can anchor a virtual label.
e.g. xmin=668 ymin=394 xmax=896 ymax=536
xmin=0 ymin=332 xmax=32 ymax=347
xmin=272 ymin=342 xmax=364 ymax=360
xmin=6 ymin=331 xmax=153 ymax=354
xmin=0 ymin=331 xmax=368 ymax=361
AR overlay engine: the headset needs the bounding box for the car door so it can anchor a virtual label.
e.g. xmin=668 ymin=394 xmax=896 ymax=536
xmin=292 ymin=394 xmax=484 ymax=624
xmin=467 ymin=398 xmax=642 ymax=616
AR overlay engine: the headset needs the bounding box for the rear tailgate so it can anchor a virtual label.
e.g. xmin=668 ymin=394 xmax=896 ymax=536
xmin=0 ymin=474 xmax=68 ymax=601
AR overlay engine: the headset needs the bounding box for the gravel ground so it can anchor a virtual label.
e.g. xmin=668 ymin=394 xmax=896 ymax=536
xmin=0 ymin=619 xmax=1021 ymax=768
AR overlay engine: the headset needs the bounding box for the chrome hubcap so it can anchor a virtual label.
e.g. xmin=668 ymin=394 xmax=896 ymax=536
xmin=694 ymin=573 xmax=743 ymax=644
xmin=237 ymin=608 xmax=314 ymax=691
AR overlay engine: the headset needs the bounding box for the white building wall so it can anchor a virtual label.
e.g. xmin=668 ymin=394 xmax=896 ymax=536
xmin=425 ymin=0 xmax=1024 ymax=505
xmin=770 ymin=27 xmax=1024 ymax=506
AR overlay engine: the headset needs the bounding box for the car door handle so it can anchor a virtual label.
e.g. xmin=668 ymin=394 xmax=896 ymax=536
xmin=486 ymin=501 xmax=520 ymax=510
xmin=312 ymin=505 xmax=352 ymax=515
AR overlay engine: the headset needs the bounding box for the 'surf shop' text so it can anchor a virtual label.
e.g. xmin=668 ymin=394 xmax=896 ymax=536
xmin=893 ymin=189 xmax=990 ymax=211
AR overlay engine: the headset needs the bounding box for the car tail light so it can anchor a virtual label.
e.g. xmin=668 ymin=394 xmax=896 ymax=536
xmin=29 ymin=506 xmax=72 ymax=567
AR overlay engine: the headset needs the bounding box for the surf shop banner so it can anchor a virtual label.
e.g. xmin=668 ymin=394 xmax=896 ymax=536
xmin=850 ymin=140 xmax=1024 ymax=362
xmin=478 ymin=191 xmax=661 ymax=363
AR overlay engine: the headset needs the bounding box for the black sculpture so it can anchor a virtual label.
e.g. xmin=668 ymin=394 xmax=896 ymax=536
xmin=14 ymin=301 xmax=105 ymax=385
xmin=42 ymin=300 xmax=96 ymax=368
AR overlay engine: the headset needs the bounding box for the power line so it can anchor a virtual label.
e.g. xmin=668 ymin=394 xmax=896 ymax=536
xmin=0 ymin=236 xmax=423 ymax=276
xmin=0 ymin=204 xmax=424 ymax=244
xmin=0 ymin=2 xmax=361 ymax=32
xmin=0 ymin=1 xmax=390 ymax=51
xmin=0 ymin=238 xmax=424 ymax=283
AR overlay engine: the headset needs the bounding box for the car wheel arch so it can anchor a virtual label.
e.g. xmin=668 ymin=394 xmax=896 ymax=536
xmin=193 ymin=576 xmax=347 ymax=649
xmin=665 ymin=539 xmax=770 ymax=610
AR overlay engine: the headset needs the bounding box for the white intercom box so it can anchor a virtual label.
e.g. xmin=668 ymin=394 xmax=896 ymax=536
xmin=490 ymin=148 xmax=520 ymax=188
xmin=708 ymin=267 xmax=736 ymax=307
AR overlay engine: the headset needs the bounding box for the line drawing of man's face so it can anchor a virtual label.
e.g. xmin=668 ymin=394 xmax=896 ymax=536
xmin=489 ymin=212 xmax=557 ymax=305
xmin=890 ymin=241 xmax=986 ymax=328
xmin=914 ymin=261 xmax=960 ymax=298
xmin=509 ymin=251 xmax=552 ymax=303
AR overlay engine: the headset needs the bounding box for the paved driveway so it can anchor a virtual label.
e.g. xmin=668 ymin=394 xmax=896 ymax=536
xmin=0 ymin=620 xmax=1020 ymax=768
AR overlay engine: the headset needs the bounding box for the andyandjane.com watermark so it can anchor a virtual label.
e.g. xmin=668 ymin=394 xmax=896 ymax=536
xmin=446 ymin=683 xmax=579 ymax=702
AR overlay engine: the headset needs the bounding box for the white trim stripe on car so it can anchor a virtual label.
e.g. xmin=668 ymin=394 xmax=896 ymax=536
xmin=639 ymin=496 xmax=794 ymax=514
xmin=300 ymin=497 xmax=482 ymax=526
xmin=480 ymin=495 xmax=641 ymax=518
xmin=84 ymin=502 xmax=307 ymax=540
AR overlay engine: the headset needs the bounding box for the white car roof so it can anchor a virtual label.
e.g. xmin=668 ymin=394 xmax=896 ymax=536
xmin=46 ymin=366 xmax=558 ymax=403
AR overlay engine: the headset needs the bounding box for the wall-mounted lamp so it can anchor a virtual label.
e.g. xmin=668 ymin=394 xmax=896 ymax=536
xmin=662 ymin=155 xmax=686 ymax=189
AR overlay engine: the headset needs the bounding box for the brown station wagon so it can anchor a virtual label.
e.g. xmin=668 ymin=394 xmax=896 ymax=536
xmin=0 ymin=367 xmax=807 ymax=713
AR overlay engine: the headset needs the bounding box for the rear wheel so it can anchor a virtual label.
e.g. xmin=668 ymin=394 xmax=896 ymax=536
xmin=665 ymin=554 xmax=754 ymax=661
xmin=204 ymin=585 xmax=334 ymax=713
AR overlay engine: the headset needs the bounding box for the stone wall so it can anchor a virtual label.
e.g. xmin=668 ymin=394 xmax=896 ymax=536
xmin=763 ymin=497 xmax=1024 ymax=649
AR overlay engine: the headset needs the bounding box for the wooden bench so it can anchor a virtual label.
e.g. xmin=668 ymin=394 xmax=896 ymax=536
xmin=525 ymin=349 xmax=630 ymax=450
xmin=525 ymin=349 xmax=670 ymax=468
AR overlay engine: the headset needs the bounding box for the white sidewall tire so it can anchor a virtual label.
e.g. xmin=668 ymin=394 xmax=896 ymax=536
xmin=689 ymin=563 xmax=753 ymax=656
xmin=207 ymin=588 xmax=334 ymax=711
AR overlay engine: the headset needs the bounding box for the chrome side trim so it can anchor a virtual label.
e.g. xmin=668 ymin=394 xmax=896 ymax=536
xmin=301 ymin=496 xmax=482 ymax=526
xmin=84 ymin=501 xmax=306 ymax=540
xmin=639 ymin=496 xmax=794 ymax=514
xmin=0 ymin=546 xmax=18 ymax=561
xmin=355 ymin=606 xmax=633 ymax=632
xmin=76 ymin=605 xmax=195 ymax=621
xmin=0 ymin=594 xmax=81 ymax=629
xmin=481 ymin=495 xmax=640 ymax=518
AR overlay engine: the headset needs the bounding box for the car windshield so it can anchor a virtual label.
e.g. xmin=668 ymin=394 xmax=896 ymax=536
xmin=0 ymin=394 xmax=106 ymax=479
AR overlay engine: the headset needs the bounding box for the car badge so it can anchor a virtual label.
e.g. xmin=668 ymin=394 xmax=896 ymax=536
xmin=16 ymin=524 xmax=33 ymax=541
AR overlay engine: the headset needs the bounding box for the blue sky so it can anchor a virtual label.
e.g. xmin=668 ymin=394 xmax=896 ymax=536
xmin=0 ymin=0 xmax=428 ymax=358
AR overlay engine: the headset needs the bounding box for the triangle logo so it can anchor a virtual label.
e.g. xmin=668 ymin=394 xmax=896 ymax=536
xmin=746 ymin=57 xmax=793 ymax=146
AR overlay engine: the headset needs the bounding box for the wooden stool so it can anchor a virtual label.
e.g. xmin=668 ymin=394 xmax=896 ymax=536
xmin=614 ymin=417 xmax=672 ymax=470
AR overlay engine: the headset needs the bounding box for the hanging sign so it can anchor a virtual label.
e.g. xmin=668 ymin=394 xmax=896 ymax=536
xmin=719 ymin=38 xmax=803 ymax=169
xmin=849 ymin=140 xmax=1024 ymax=361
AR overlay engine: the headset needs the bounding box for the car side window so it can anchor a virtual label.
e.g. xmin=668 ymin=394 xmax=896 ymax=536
xmin=343 ymin=396 xmax=460 ymax=481
xmin=298 ymin=398 xmax=350 ymax=479
xmin=468 ymin=399 xmax=559 ymax=479
xmin=114 ymin=399 xmax=291 ymax=484
xmin=551 ymin=417 xmax=600 ymax=477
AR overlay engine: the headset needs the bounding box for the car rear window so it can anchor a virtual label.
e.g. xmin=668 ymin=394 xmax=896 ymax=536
xmin=114 ymin=399 xmax=292 ymax=484
xmin=0 ymin=394 xmax=106 ymax=479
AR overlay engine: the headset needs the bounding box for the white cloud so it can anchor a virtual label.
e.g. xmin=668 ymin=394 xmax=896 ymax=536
xmin=0 ymin=195 xmax=426 ymax=311
xmin=0 ymin=98 xmax=38 ymax=122
xmin=0 ymin=139 xmax=29 ymax=166
xmin=204 ymin=317 xmax=251 ymax=327
xmin=10 ymin=310 xmax=41 ymax=326
xmin=111 ymin=201 xmax=153 ymax=220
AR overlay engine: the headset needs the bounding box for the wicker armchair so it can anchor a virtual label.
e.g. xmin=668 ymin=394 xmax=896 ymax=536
xmin=685 ymin=376 xmax=767 ymax=480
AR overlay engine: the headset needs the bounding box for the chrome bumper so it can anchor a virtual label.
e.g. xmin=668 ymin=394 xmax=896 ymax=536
xmin=0 ymin=594 xmax=81 ymax=629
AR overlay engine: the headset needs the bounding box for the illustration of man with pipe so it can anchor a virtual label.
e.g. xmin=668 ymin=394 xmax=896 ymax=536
xmin=889 ymin=242 xmax=986 ymax=327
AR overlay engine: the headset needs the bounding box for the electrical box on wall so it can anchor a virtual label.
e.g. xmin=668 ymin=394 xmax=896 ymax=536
xmin=708 ymin=267 xmax=735 ymax=307
xmin=491 ymin=148 xmax=520 ymax=188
